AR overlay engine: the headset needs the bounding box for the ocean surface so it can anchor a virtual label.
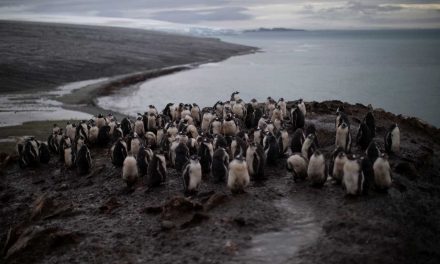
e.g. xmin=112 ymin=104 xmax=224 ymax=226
xmin=97 ymin=30 xmax=440 ymax=127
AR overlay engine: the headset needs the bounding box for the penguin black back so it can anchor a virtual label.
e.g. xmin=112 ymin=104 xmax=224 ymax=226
xmin=291 ymin=128 xmax=305 ymax=153
xmin=112 ymin=139 xmax=128 ymax=167
xmin=76 ymin=145 xmax=92 ymax=175
xmin=264 ymin=132 xmax=279 ymax=166
xmin=146 ymin=153 xmax=167 ymax=188
xmin=175 ymin=142 xmax=190 ymax=172
xmin=39 ymin=143 xmax=51 ymax=164
xmin=212 ymin=147 xmax=229 ymax=183
xmin=198 ymin=139 xmax=213 ymax=177
xmin=356 ymin=122 xmax=373 ymax=150
xmin=97 ymin=125 xmax=111 ymax=147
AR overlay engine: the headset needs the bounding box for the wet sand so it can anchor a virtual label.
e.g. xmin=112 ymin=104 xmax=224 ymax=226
xmin=1 ymin=101 xmax=439 ymax=263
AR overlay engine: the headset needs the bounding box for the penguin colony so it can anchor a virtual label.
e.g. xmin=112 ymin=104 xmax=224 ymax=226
xmin=17 ymin=92 xmax=400 ymax=196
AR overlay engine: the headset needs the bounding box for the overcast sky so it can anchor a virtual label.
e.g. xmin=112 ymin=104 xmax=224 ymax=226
xmin=1 ymin=0 xmax=439 ymax=30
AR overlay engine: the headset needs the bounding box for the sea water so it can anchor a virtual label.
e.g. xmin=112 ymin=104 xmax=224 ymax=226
xmin=97 ymin=30 xmax=440 ymax=127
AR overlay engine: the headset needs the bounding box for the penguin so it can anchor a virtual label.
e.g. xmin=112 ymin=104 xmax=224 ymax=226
xmin=95 ymin=114 xmax=106 ymax=129
xmin=65 ymin=122 xmax=76 ymax=141
xmin=305 ymin=124 xmax=320 ymax=148
xmin=112 ymin=125 xmax=123 ymax=142
xmin=335 ymin=121 xmax=352 ymax=153
xmin=385 ymin=123 xmax=400 ymax=154
xmin=121 ymin=117 xmax=132 ymax=137
xmin=342 ymin=156 xmax=370 ymax=196
xmin=18 ymin=137 xmax=40 ymax=168
xmin=373 ymin=153 xmax=392 ymax=191
xmin=228 ymin=155 xmax=250 ymax=194
xmin=263 ymin=132 xmax=279 ymax=166
xmin=290 ymin=105 xmax=305 ymax=130
xmin=335 ymin=106 xmax=350 ymax=129
xmin=258 ymin=115 xmax=268 ymax=129
xmin=47 ymin=132 xmax=59 ymax=154
xmin=307 ymin=150 xmax=327 ymax=187
xmin=265 ymin=98 xmax=276 ymax=119
xmin=290 ymin=128 xmax=305 ymax=153
xmin=148 ymin=105 xmax=158 ymax=116
xmin=245 ymin=103 xmax=255 ymax=129
xmin=122 ymin=156 xmax=138 ymax=190
xmin=198 ymin=138 xmax=213 ymax=178
xmin=58 ymin=135 xmax=72 ymax=161
xmin=201 ymin=111 xmax=214 ymax=132
xmin=213 ymin=101 xmax=224 ymax=117
xmin=273 ymin=118 xmax=282 ymax=132
xmin=181 ymin=155 xmax=202 ymax=195
xmin=166 ymin=123 xmax=179 ymax=140
xmin=156 ymin=127 xmax=165 ymax=146
xmin=250 ymin=98 xmax=259 ymax=110
xmin=76 ymin=145 xmax=92 ymax=175
xmin=130 ymin=133 xmax=142 ymax=158
xmin=175 ymin=141 xmax=190 ymax=172
xmin=137 ymin=146 xmax=153 ymax=177
xmin=74 ymin=135 xmax=85 ymax=155
xmin=365 ymin=141 xmax=380 ymax=163
xmin=162 ymin=103 xmax=175 ymax=121
xmin=286 ymin=153 xmax=308 ymax=182
xmin=253 ymin=107 xmax=263 ymax=129
xmin=230 ymin=136 xmax=247 ymax=158
xmin=301 ymin=134 xmax=317 ymax=160
xmin=145 ymin=131 xmax=157 ymax=148
xmin=212 ymin=147 xmax=229 ymax=183
xmin=277 ymin=127 xmax=290 ymax=156
xmin=147 ymin=113 xmax=157 ymax=132
xmin=330 ymin=147 xmax=347 ymax=183
xmin=278 ymin=98 xmax=287 ymax=119
xmin=222 ymin=114 xmax=237 ymax=136
xmin=146 ymin=152 xmax=167 ymax=188
xmin=39 ymin=142 xmax=50 ymax=164
xmin=97 ymin=125 xmax=111 ymax=147
xmin=134 ymin=116 xmax=145 ymax=136
xmin=52 ymin=123 xmax=61 ymax=135
xmin=64 ymin=146 xmax=74 ymax=168
xmin=105 ymin=113 xmax=115 ymax=123
xmin=232 ymin=99 xmax=246 ymax=120
xmin=187 ymin=137 xmax=198 ymax=156
xmin=213 ymin=134 xmax=228 ymax=150
xmin=298 ymin=99 xmax=306 ymax=117
xmin=76 ymin=120 xmax=89 ymax=142
xmin=271 ymin=105 xmax=283 ymax=123
xmin=365 ymin=104 xmax=376 ymax=137
xmin=253 ymin=127 xmax=264 ymax=146
xmin=231 ymin=91 xmax=240 ymax=102
xmin=88 ymin=126 xmax=99 ymax=144
xmin=356 ymin=122 xmax=372 ymax=150
xmin=246 ymin=142 xmax=265 ymax=181
xmin=191 ymin=103 xmax=201 ymax=125
xmin=186 ymin=124 xmax=199 ymax=139
xmin=111 ymin=138 xmax=128 ymax=167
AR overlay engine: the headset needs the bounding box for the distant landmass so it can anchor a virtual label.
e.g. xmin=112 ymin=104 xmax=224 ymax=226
xmin=244 ymin=27 xmax=306 ymax=33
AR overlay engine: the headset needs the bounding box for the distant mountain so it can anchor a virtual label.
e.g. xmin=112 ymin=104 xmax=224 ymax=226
xmin=244 ymin=27 xmax=306 ymax=33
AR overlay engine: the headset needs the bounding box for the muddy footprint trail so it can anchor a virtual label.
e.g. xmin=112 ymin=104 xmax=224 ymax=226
xmin=1 ymin=101 xmax=440 ymax=264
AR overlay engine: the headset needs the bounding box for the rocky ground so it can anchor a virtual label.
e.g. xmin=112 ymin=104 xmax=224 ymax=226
xmin=1 ymin=101 xmax=439 ymax=264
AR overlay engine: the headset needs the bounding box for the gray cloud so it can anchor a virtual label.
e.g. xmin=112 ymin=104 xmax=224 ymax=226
xmin=150 ymin=7 xmax=252 ymax=23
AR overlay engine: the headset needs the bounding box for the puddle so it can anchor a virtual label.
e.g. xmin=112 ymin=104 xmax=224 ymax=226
xmin=232 ymin=198 xmax=320 ymax=264
xmin=0 ymin=78 xmax=108 ymax=127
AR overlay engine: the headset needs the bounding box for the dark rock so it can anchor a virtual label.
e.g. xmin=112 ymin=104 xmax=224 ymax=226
xmin=161 ymin=220 xmax=176 ymax=231
xmin=161 ymin=196 xmax=203 ymax=220
xmin=204 ymin=193 xmax=228 ymax=211
xmin=395 ymin=162 xmax=419 ymax=180
xmin=180 ymin=213 xmax=210 ymax=229
xmin=141 ymin=206 xmax=163 ymax=215
xmin=99 ymin=197 xmax=121 ymax=214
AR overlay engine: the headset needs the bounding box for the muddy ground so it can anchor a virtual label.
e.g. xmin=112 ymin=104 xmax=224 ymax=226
xmin=1 ymin=101 xmax=439 ymax=264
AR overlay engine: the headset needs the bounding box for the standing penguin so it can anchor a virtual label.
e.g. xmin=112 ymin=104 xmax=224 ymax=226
xmin=134 ymin=116 xmax=145 ymax=136
xmin=373 ymin=154 xmax=392 ymax=191
xmin=95 ymin=114 xmax=106 ymax=129
xmin=212 ymin=147 xmax=229 ymax=183
xmin=230 ymin=136 xmax=247 ymax=158
xmin=287 ymin=153 xmax=308 ymax=182
xmin=39 ymin=143 xmax=51 ymax=164
xmin=222 ymin=114 xmax=237 ymax=136
xmin=137 ymin=146 xmax=153 ymax=178
xmin=330 ymin=147 xmax=347 ymax=183
xmin=182 ymin=155 xmax=202 ymax=195
xmin=210 ymin=117 xmax=223 ymax=136
xmin=191 ymin=103 xmax=201 ymax=125
xmin=65 ymin=122 xmax=76 ymax=141
xmin=228 ymin=155 xmax=250 ymax=194
xmin=277 ymin=127 xmax=290 ymax=156
xmin=356 ymin=122 xmax=373 ymax=151
xmin=122 ymin=156 xmax=138 ymax=190
xmin=301 ymin=134 xmax=317 ymax=160
xmin=385 ymin=123 xmax=400 ymax=154
xmin=246 ymin=142 xmax=265 ymax=181
xmin=231 ymin=91 xmax=240 ymax=101
xmin=201 ymin=111 xmax=214 ymax=132
xmin=366 ymin=141 xmax=380 ymax=163
xmin=278 ymin=98 xmax=287 ymax=119
xmin=64 ymin=146 xmax=75 ymax=169
xmin=198 ymin=138 xmax=213 ymax=178
xmin=146 ymin=152 xmax=167 ymax=188
xmin=88 ymin=125 xmax=99 ymax=145
xmin=121 ymin=117 xmax=132 ymax=137
xmin=175 ymin=140 xmax=190 ymax=172
xmin=291 ymin=128 xmax=305 ymax=153
xmin=335 ymin=106 xmax=350 ymax=129
xmin=130 ymin=133 xmax=142 ymax=158
xmin=307 ymin=150 xmax=327 ymax=187
xmin=298 ymin=99 xmax=306 ymax=117
xmin=365 ymin=104 xmax=376 ymax=137
xmin=97 ymin=125 xmax=111 ymax=147
xmin=76 ymin=145 xmax=92 ymax=175
xmin=18 ymin=137 xmax=40 ymax=168
xmin=111 ymin=138 xmax=128 ymax=167
xmin=335 ymin=121 xmax=352 ymax=153
xmin=342 ymin=156 xmax=370 ymax=196
xmin=263 ymin=132 xmax=279 ymax=166
xmin=290 ymin=106 xmax=305 ymax=131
